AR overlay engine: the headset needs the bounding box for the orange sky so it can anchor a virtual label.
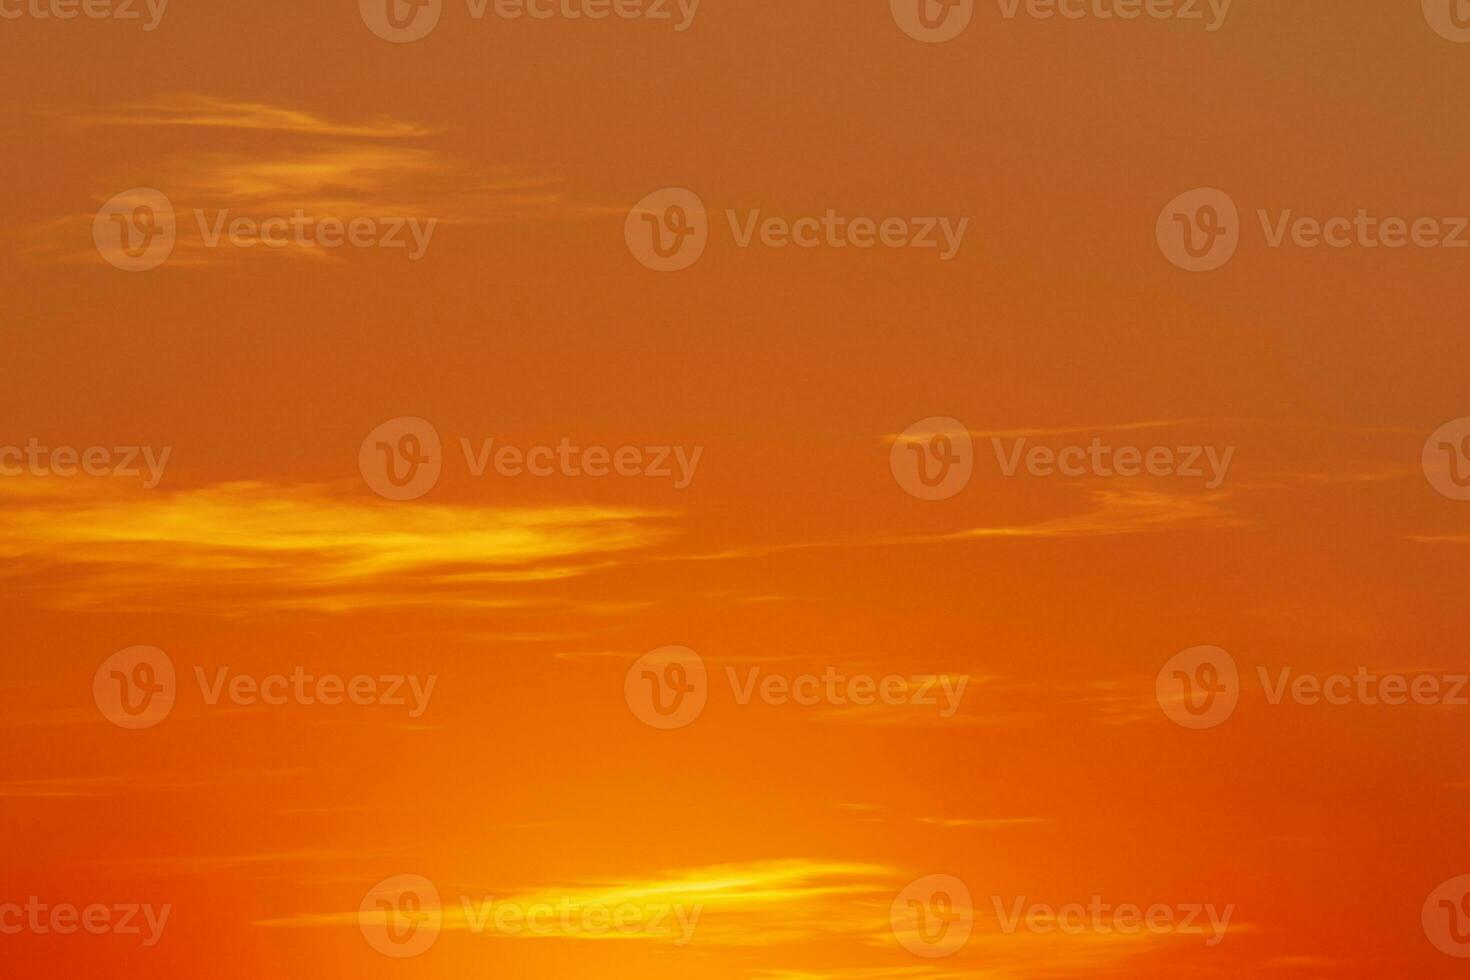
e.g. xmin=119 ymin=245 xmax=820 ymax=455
xmin=3 ymin=2 xmax=1470 ymax=978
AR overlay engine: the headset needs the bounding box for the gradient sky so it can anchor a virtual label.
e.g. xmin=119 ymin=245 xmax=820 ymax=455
xmin=3 ymin=1 xmax=1470 ymax=977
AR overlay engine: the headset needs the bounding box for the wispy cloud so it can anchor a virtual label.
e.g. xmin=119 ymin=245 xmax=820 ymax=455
xmin=26 ymin=95 xmax=596 ymax=265
xmin=914 ymin=817 xmax=1049 ymax=830
xmin=673 ymin=486 xmax=1246 ymax=567
xmin=66 ymin=94 xmax=433 ymax=138
xmin=0 ymin=767 xmax=308 ymax=797
xmin=0 ymin=479 xmax=675 ymax=613
xmin=260 ymin=859 xmax=896 ymax=945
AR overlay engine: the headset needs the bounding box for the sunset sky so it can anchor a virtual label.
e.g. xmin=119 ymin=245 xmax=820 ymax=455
xmin=3 ymin=2 xmax=1470 ymax=977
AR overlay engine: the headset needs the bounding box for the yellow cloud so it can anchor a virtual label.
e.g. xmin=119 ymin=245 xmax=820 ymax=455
xmin=260 ymin=859 xmax=896 ymax=945
xmin=0 ymin=479 xmax=675 ymax=613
